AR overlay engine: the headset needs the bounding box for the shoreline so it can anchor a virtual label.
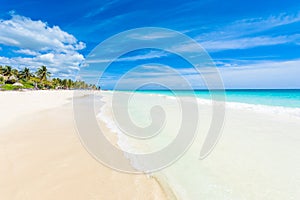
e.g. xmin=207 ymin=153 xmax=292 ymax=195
xmin=1 ymin=90 xmax=300 ymax=199
xmin=96 ymin=95 xmax=180 ymax=200
xmin=96 ymin=118 xmax=179 ymax=200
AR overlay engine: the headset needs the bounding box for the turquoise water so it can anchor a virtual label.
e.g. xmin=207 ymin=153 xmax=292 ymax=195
xmin=132 ymin=89 xmax=300 ymax=108
xmin=101 ymin=89 xmax=300 ymax=199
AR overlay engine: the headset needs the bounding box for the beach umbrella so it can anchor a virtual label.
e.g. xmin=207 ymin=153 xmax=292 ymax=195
xmin=12 ymin=82 xmax=24 ymax=87
xmin=9 ymin=75 xmax=18 ymax=81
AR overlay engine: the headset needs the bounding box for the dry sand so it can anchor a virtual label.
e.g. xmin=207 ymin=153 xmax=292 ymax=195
xmin=0 ymin=91 xmax=171 ymax=200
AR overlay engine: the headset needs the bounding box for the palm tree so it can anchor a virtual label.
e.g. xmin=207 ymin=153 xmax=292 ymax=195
xmin=36 ymin=66 xmax=51 ymax=82
xmin=2 ymin=66 xmax=13 ymax=78
xmin=0 ymin=65 xmax=3 ymax=75
xmin=19 ymin=67 xmax=33 ymax=81
xmin=62 ymin=79 xmax=68 ymax=89
xmin=12 ymin=69 xmax=19 ymax=77
xmin=67 ymin=79 xmax=74 ymax=89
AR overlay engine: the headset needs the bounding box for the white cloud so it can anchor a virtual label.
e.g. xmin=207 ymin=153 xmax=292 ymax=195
xmin=85 ymin=0 xmax=121 ymax=18
xmin=0 ymin=14 xmax=85 ymax=53
xmin=197 ymin=12 xmax=300 ymax=42
xmin=0 ymin=35 xmax=20 ymax=46
xmin=200 ymin=35 xmax=300 ymax=52
xmin=86 ymin=50 xmax=169 ymax=63
xmin=119 ymin=12 xmax=300 ymax=54
xmin=217 ymin=59 xmax=300 ymax=89
xmin=98 ymin=64 xmax=211 ymax=89
xmin=233 ymin=12 xmax=300 ymax=31
xmin=13 ymin=49 xmax=40 ymax=56
xmin=98 ymin=59 xmax=300 ymax=89
xmin=135 ymin=64 xmax=200 ymax=75
xmin=173 ymin=33 xmax=300 ymax=54
xmin=127 ymin=31 xmax=178 ymax=40
xmin=0 ymin=52 xmax=83 ymax=72
xmin=221 ymin=59 xmax=300 ymax=71
xmin=169 ymin=42 xmax=204 ymax=53
xmin=171 ymin=12 xmax=300 ymax=53
xmin=118 ymin=51 xmax=169 ymax=61
xmin=0 ymin=14 xmax=86 ymax=77
xmin=171 ymin=18 xmax=300 ymax=52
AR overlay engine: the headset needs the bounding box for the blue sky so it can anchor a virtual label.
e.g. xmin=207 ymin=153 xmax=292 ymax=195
xmin=0 ymin=0 xmax=300 ymax=89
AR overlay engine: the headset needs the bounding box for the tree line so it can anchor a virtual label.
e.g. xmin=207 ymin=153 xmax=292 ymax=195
xmin=0 ymin=65 xmax=98 ymax=90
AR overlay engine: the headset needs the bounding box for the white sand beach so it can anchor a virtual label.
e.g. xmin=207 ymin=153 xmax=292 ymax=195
xmin=0 ymin=91 xmax=171 ymax=200
xmin=0 ymin=90 xmax=299 ymax=200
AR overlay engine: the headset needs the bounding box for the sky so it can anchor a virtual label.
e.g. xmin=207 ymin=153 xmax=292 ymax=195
xmin=0 ymin=0 xmax=300 ymax=89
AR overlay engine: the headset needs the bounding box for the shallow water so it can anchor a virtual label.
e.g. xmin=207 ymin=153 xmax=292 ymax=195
xmin=98 ymin=90 xmax=300 ymax=200
xmin=134 ymin=89 xmax=300 ymax=108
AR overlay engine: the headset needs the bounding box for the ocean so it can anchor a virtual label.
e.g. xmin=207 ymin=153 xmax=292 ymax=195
xmin=135 ymin=89 xmax=300 ymax=108
xmin=98 ymin=89 xmax=300 ymax=199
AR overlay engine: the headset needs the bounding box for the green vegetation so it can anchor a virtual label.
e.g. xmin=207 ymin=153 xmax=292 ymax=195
xmin=0 ymin=65 xmax=98 ymax=91
xmin=1 ymin=84 xmax=20 ymax=90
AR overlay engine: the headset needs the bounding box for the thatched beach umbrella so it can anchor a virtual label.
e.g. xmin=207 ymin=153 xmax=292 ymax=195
xmin=9 ymin=75 xmax=17 ymax=81
xmin=12 ymin=82 xmax=24 ymax=87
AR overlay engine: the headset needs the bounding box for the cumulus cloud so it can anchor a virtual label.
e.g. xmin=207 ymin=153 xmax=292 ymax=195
xmin=13 ymin=49 xmax=40 ymax=56
xmin=0 ymin=14 xmax=85 ymax=53
xmin=0 ymin=14 xmax=86 ymax=77
xmin=0 ymin=52 xmax=83 ymax=72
